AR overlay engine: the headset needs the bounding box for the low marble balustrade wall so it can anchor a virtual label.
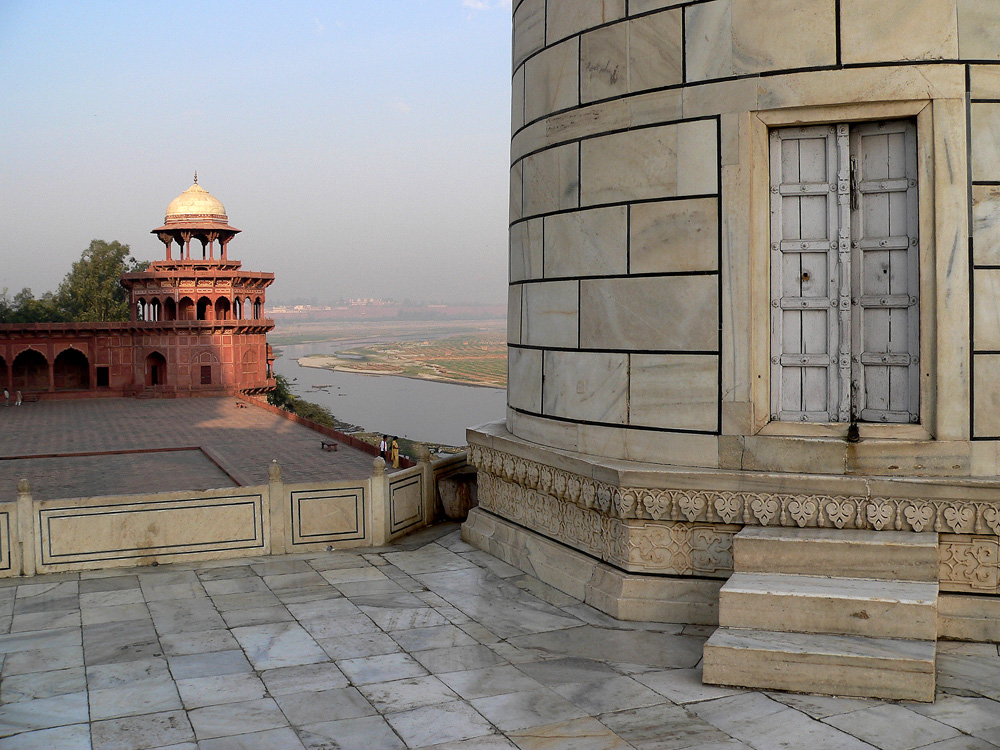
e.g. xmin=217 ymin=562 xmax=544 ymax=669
xmin=2 ymin=453 xmax=465 ymax=577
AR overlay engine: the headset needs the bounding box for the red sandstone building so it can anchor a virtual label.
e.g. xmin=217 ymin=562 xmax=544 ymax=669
xmin=0 ymin=179 xmax=275 ymax=398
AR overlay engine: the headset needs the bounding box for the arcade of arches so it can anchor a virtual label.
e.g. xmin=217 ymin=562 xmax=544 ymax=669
xmin=0 ymin=179 xmax=275 ymax=399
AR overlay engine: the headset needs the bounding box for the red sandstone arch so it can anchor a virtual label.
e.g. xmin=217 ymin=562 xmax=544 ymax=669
xmin=253 ymin=297 xmax=262 ymax=319
xmin=145 ymin=351 xmax=167 ymax=387
xmin=53 ymin=348 xmax=90 ymax=390
xmin=215 ymin=297 xmax=230 ymax=321
xmin=193 ymin=350 xmax=220 ymax=387
xmin=178 ymin=297 xmax=194 ymax=320
xmin=233 ymin=298 xmax=242 ymax=319
xmin=163 ymin=297 xmax=177 ymax=321
xmin=12 ymin=349 xmax=48 ymax=391
xmin=197 ymin=296 xmax=212 ymax=321
xmin=245 ymin=297 xmax=252 ymax=319
xmin=149 ymin=298 xmax=161 ymax=322
xmin=136 ymin=300 xmax=147 ymax=321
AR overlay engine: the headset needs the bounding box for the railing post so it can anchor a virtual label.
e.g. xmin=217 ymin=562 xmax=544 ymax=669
xmin=415 ymin=445 xmax=435 ymax=528
xmin=371 ymin=457 xmax=388 ymax=546
xmin=17 ymin=479 xmax=35 ymax=577
xmin=268 ymin=460 xmax=287 ymax=556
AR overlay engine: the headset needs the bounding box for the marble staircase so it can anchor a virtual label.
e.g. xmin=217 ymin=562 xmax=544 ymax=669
xmin=703 ymin=527 xmax=939 ymax=702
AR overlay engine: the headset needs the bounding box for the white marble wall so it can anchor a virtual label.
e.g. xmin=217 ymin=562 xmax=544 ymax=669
xmin=506 ymin=0 xmax=1000 ymax=460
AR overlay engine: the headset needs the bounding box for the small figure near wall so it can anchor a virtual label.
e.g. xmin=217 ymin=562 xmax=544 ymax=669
xmin=390 ymin=436 xmax=399 ymax=469
xmin=2 ymin=389 xmax=7 ymax=407
xmin=380 ymin=435 xmax=388 ymax=460
xmin=15 ymin=391 xmax=21 ymax=407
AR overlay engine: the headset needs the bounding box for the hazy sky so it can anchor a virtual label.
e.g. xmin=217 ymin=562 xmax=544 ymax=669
xmin=0 ymin=1 xmax=512 ymax=306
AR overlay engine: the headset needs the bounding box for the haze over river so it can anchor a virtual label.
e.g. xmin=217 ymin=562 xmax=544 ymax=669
xmin=273 ymin=341 xmax=507 ymax=446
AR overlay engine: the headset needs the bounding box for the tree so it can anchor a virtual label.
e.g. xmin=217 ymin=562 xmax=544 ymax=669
xmin=55 ymin=240 xmax=149 ymax=322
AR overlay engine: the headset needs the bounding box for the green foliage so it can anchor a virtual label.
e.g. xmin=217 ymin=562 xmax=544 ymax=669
xmin=0 ymin=240 xmax=148 ymax=324
xmin=267 ymin=374 xmax=338 ymax=429
xmin=57 ymin=240 xmax=148 ymax=322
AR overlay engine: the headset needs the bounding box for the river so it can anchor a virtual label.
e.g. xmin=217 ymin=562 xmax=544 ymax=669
xmin=272 ymin=341 xmax=507 ymax=446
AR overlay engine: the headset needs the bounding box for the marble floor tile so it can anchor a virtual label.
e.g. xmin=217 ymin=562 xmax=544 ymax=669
xmin=79 ymin=575 xmax=140 ymax=594
xmin=299 ymin=715 xmax=406 ymax=750
xmin=147 ymin=598 xmax=225 ymax=635
xmin=823 ymin=704 xmax=962 ymax=750
xmin=230 ymin=621 xmax=328 ymax=670
xmin=359 ymin=674 xmax=460 ymax=713
xmin=385 ymin=700 xmax=495 ymax=748
xmin=201 ymin=578 xmax=271 ymax=597
xmin=176 ymin=672 xmax=268 ymax=709
xmin=167 ymin=648 xmax=252 ymax=680
xmin=260 ymin=661 xmax=349 ymax=695
xmin=599 ymin=704 xmax=736 ymax=750
xmin=349 ymin=590 xmax=428 ymax=609
xmin=689 ymin=693 xmax=876 ymax=750
xmin=274 ymin=584 xmax=344 ymax=605
xmin=0 ymin=722 xmax=92 ymax=750
xmin=458 ymin=551 xmax=522 ymax=579
xmin=507 ymin=716 xmax=631 ymax=750
xmin=188 ymin=697 xmax=288 ymax=740
xmin=635 ymin=668 xmax=746 ymax=705
xmin=285 ymin=597 xmax=360 ymax=621
xmin=337 ymin=652 xmax=429 ymax=685
xmin=335 ymin=578 xmax=408 ymax=597
xmin=90 ymin=709 xmax=194 ymax=750
xmin=80 ymin=604 xmax=150 ymax=627
xmin=1 ymin=645 xmax=83 ymax=676
xmin=411 ymin=644 xmax=507 ymax=674
xmin=141 ymin=582 xmax=207 ymax=603
xmin=86 ymin=657 xmax=172 ymax=690
xmin=382 ymin=547 xmax=478 ymax=576
xmin=361 ymin=606 xmax=451 ymax=632
xmin=507 ymin=627 xmax=704 ymax=669
xmin=198 ymin=726 xmax=306 ymax=750
xmin=318 ymin=632 xmax=402 ymax=660
xmin=390 ymin=624 xmax=479 ymax=652
xmin=0 ymin=666 xmax=85 ymax=703
xmin=439 ymin=665 xmax=548 ymax=701
xmin=510 ymin=576 xmax=580 ymax=608
xmin=764 ymin=691 xmax=877 ymax=719
xmin=196 ymin=565 xmax=256 ymax=582
xmin=10 ymin=609 xmax=81 ymax=633
xmin=306 ymin=555 xmax=372 ymax=571
xmin=0 ymin=691 xmax=89 ymax=737
xmin=552 ymin=676 xmax=666 ymax=715
xmin=80 ymin=589 xmax=145 ymax=609
xmin=220 ymin=605 xmax=293 ymax=628
xmin=274 ymin=686 xmax=376 ymax=725
xmin=470 ymin=690 xmax=588 ymax=732
xmin=517 ymin=657 xmax=619 ymax=687
xmin=911 ymin=738 xmax=999 ymax=750
xmin=156 ymin=629 xmax=235 ymax=657
xmin=208 ymin=591 xmax=281 ymax=612
xmin=909 ymin=695 xmax=1000 ymax=733
xmin=320 ymin=566 xmax=387 ymax=585
xmin=88 ymin=681 xmax=182 ymax=721
xmin=0 ymin=626 xmax=81 ymax=654
xmin=251 ymin=559 xmax=316 ymax=577
xmin=298 ymin=613 xmax=380 ymax=640
xmin=262 ymin=571 xmax=328 ymax=590
xmin=436 ymin=530 xmax=476 ymax=553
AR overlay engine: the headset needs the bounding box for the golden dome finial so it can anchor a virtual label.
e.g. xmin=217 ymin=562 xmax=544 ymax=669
xmin=193 ymin=170 xmax=198 ymax=184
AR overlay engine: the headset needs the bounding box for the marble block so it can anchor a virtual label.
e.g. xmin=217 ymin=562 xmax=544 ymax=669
xmin=840 ymin=0 xmax=959 ymax=63
xmin=513 ymin=0 xmax=545 ymax=70
xmin=972 ymin=103 xmax=1000 ymax=183
xmin=508 ymin=347 xmax=543 ymax=414
xmin=581 ymin=23 xmax=629 ymax=103
xmin=958 ymin=0 xmax=1000 ymax=60
xmin=629 ymin=354 xmax=719 ymax=431
xmin=522 ymin=143 xmax=580 ymax=218
xmin=548 ymin=0 xmax=626 ymax=44
xmin=974 ymin=269 xmax=1000 ymax=350
xmin=973 ymin=355 xmax=1000 ymax=438
xmin=542 ymin=351 xmax=628 ymax=424
xmin=507 ymin=285 xmax=522 ymax=345
xmin=580 ymin=275 xmax=718 ymax=351
xmin=544 ymin=206 xmax=627 ymax=278
xmin=524 ymin=38 xmax=580 ymax=124
xmin=522 ymin=280 xmax=579 ymax=349
xmin=630 ymin=198 xmax=718 ymax=274
xmin=510 ymin=218 xmax=543 ymax=282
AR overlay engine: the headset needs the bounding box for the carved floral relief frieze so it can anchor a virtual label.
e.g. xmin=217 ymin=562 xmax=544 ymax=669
xmin=470 ymin=445 xmax=1000 ymax=537
xmin=939 ymin=535 xmax=1000 ymax=593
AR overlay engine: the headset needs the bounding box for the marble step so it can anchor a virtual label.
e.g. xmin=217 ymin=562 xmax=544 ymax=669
xmin=734 ymin=526 xmax=938 ymax=581
xmin=718 ymin=572 xmax=938 ymax=640
xmin=702 ymin=627 xmax=936 ymax=702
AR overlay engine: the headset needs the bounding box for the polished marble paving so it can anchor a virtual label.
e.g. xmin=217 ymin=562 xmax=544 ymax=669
xmin=1 ymin=523 xmax=1000 ymax=749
